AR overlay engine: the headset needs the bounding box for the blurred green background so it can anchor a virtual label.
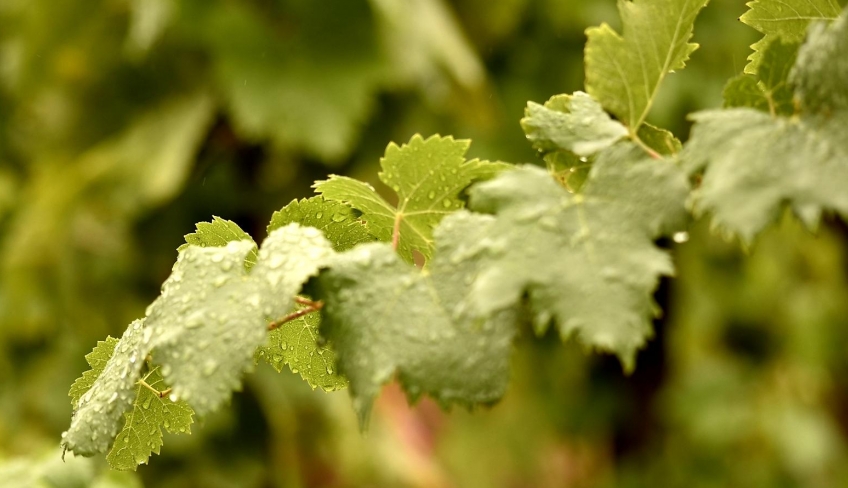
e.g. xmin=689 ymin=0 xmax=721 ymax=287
xmin=2 ymin=0 xmax=848 ymax=486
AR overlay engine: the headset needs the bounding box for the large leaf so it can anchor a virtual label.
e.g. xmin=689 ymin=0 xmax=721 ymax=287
xmin=740 ymin=0 xmax=842 ymax=73
xmin=145 ymin=225 xmax=334 ymax=414
xmin=312 ymin=212 xmax=518 ymax=425
xmin=685 ymin=10 xmax=848 ymax=241
xmin=462 ymin=145 xmax=689 ymax=370
xmin=315 ymin=134 xmax=509 ymax=264
xmin=585 ymin=0 xmax=709 ymax=132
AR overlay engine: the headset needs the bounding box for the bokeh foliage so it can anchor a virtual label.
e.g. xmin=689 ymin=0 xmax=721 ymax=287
xmin=2 ymin=0 xmax=847 ymax=486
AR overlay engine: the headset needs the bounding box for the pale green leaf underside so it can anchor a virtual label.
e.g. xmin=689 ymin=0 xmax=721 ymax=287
xmin=315 ymin=134 xmax=510 ymax=264
xmin=314 ymin=213 xmax=518 ymax=425
xmin=685 ymin=110 xmax=848 ymax=240
xmin=585 ymin=0 xmax=709 ymax=130
xmin=146 ymin=225 xmax=334 ymax=414
xmin=464 ymin=145 xmax=689 ymax=370
xmin=740 ymin=0 xmax=842 ymax=73
xmin=62 ymin=321 xmax=148 ymax=456
xmin=521 ymin=91 xmax=628 ymax=157
xmin=686 ymin=10 xmax=848 ymax=241
xmin=69 ymin=337 xmax=120 ymax=407
xmin=180 ymin=217 xmax=258 ymax=270
xmin=106 ymin=367 xmax=193 ymax=471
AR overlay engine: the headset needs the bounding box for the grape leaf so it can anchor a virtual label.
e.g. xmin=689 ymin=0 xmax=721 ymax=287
xmin=740 ymin=0 xmax=842 ymax=74
xmin=685 ymin=11 xmax=848 ymax=241
xmin=723 ymin=39 xmax=798 ymax=116
xmin=312 ymin=212 xmax=518 ymax=425
xmin=462 ymin=144 xmax=689 ymax=370
xmin=181 ymin=0 xmax=384 ymax=160
xmin=62 ymin=321 xmax=148 ymax=456
xmin=145 ymin=225 xmax=334 ymax=414
xmin=314 ymin=134 xmax=510 ymax=264
xmin=106 ymin=367 xmax=193 ymax=471
xmin=585 ymin=0 xmax=709 ymax=132
xmin=180 ymin=217 xmax=258 ymax=270
xmin=258 ymin=197 xmax=376 ymax=390
xmin=521 ymin=92 xmax=628 ymax=158
xmin=255 ymin=302 xmax=347 ymax=392
xmin=68 ymin=337 xmax=120 ymax=406
xmin=267 ymin=197 xmax=376 ymax=250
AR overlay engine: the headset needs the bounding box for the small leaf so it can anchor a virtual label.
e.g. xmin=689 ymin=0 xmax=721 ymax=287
xmin=180 ymin=217 xmax=258 ymax=270
xmin=255 ymin=303 xmax=348 ymax=392
xmin=314 ymin=134 xmax=510 ymax=264
xmin=62 ymin=320 xmax=149 ymax=456
xmin=723 ymin=39 xmax=799 ymax=116
xmin=268 ymin=196 xmax=376 ymax=251
xmin=521 ymin=92 xmax=628 ymax=157
xmin=585 ymin=0 xmax=709 ymax=131
xmin=740 ymin=0 xmax=841 ymax=74
xmin=106 ymin=367 xmax=193 ymax=470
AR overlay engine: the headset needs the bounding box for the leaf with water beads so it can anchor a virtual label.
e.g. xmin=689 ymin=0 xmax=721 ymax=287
xmin=312 ymin=212 xmax=518 ymax=426
xmin=144 ymin=225 xmax=335 ymax=415
xmin=684 ymin=11 xmax=848 ymax=241
xmin=107 ymin=367 xmax=193 ymax=471
xmin=740 ymin=0 xmax=841 ymax=74
xmin=179 ymin=217 xmax=258 ymax=270
xmin=62 ymin=320 xmax=149 ymax=457
xmin=260 ymin=197 xmax=374 ymax=390
xmin=314 ymin=134 xmax=510 ymax=264
xmin=462 ymin=144 xmax=689 ymax=371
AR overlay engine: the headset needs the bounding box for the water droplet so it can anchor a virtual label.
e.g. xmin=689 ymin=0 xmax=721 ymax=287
xmin=316 ymin=212 xmax=324 ymax=219
xmin=673 ymin=231 xmax=689 ymax=243
xmin=326 ymin=367 xmax=334 ymax=374
xmin=331 ymin=213 xmax=347 ymax=222
xmin=427 ymin=191 xmax=436 ymax=199
xmin=442 ymin=199 xmax=452 ymax=208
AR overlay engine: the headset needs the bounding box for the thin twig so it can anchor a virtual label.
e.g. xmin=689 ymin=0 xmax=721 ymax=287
xmin=391 ymin=212 xmax=402 ymax=251
xmin=138 ymin=379 xmax=172 ymax=399
xmin=267 ymin=301 xmax=324 ymax=331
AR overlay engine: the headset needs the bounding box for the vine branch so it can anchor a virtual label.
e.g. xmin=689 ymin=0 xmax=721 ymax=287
xmin=268 ymin=298 xmax=324 ymax=331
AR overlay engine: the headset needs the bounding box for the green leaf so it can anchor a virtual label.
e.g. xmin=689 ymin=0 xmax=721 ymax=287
xmin=792 ymin=10 xmax=848 ymax=115
xmin=182 ymin=0 xmax=385 ymax=160
xmin=315 ymin=134 xmax=510 ymax=264
xmin=106 ymin=367 xmax=193 ymax=470
xmin=521 ymin=92 xmax=628 ymax=157
xmin=145 ymin=225 xmax=334 ymax=414
xmin=464 ymin=145 xmax=689 ymax=370
xmin=312 ymin=212 xmax=518 ymax=425
xmin=685 ymin=11 xmax=848 ymax=241
xmin=723 ymin=39 xmax=799 ymax=116
xmin=255 ymin=302 xmax=347 ymax=392
xmin=260 ymin=197 xmax=376 ymax=390
xmin=267 ymin=197 xmax=376 ymax=251
xmin=68 ymin=337 xmax=120 ymax=406
xmin=62 ymin=321 xmax=148 ymax=456
xmin=585 ymin=0 xmax=709 ymax=131
xmin=740 ymin=0 xmax=842 ymax=74
xmin=180 ymin=217 xmax=258 ymax=270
